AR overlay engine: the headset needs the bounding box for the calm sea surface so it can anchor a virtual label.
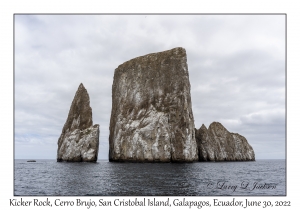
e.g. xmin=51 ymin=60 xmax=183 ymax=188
xmin=14 ymin=159 xmax=285 ymax=196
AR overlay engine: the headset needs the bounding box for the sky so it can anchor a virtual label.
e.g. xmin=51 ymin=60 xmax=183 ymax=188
xmin=14 ymin=14 xmax=285 ymax=160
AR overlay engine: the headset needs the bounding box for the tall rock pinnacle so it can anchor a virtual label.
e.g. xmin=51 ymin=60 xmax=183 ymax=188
xmin=57 ymin=83 xmax=100 ymax=162
xmin=109 ymin=47 xmax=198 ymax=162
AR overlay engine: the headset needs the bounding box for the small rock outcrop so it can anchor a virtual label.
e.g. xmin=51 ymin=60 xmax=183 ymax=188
xmin=57 ymin=83 xmax=99 ymax=162
xmin=195 ymin=122 xmax=255 ymax=161
xmin=109 ymin=47 xmax=198 ymax=162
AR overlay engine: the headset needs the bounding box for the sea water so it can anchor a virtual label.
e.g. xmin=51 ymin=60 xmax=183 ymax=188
xmin=14 ymin=159 xmax=285 ymax=196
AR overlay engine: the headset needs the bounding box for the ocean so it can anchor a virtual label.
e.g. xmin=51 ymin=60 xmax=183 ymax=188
xmin=14 ymin=159 xmax=285 ymax=196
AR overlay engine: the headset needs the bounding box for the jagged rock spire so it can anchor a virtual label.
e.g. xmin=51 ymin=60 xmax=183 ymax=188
xmin=57 ymin=83 xmax=99 ymax=162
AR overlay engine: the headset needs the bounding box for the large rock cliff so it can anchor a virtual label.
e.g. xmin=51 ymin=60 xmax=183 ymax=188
xmin=109 ymin=47 xmax=198 ymax=162
xmin=57 ymin=83 xmax=100 ymax=162
xmin=195 ymin=122 xmax=255 ymax=161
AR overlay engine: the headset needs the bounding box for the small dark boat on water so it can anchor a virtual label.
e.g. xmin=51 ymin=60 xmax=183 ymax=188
xmin=27 ymin=160 xmax=36 ymax=162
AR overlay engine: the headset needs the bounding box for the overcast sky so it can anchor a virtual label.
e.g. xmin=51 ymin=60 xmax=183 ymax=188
xmin=14 ymin=15 xmax=285 ymax=160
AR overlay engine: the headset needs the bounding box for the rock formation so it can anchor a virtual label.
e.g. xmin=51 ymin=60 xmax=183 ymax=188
xmin=57 ymin=83 xmax=99 ymax=162
xmin=195 ymin=122 xmax=255 ymax=161
xmin=109 ymin=47 xmax=198 ymax=162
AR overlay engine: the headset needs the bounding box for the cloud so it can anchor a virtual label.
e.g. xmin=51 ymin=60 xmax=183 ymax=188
xmin=15 ymin=14 xmax=285 ymax=159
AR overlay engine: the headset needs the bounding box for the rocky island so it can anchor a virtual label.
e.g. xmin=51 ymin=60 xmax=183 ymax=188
xmin=195 ymin=122 xmax=255 ymax=161
xmin=109 ymin=47 xmax=198 ymax=162
xmin=57 ymin=83 xmax=100 ymax=162
xmin=55 ymin=48 xmax=255 ymax=163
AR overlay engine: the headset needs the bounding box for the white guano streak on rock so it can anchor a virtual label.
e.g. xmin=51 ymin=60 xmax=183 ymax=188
xmin=59 ymin=125 xmax=99 ymax=161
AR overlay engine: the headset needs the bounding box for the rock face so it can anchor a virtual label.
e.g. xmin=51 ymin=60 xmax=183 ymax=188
xmin=57 ymin=83 xmax=99 ymax=162
xmin=109 ymin=47 xmax=198 ymax=162
xmin=195 ymin=122 xmax=255 ymax=161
